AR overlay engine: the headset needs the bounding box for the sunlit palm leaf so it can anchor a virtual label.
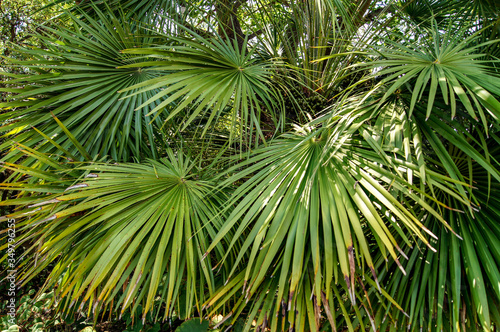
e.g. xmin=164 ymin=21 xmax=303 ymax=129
xmin=364 ymin=21 xmax=500 ymax=132
xmin=202 ymin=117 xmax=462 ymax=331
xmin=119 ymin=30 xmax=284 ymax=146
xmin=326 ymin=92 xmax=500 ymax=206
xmin=0 ymin=8 xmax=167 ymax=163
xmin=2 ymin=1 xmax=500 ymax=331
xmin=371 ymin=138 xmax=500 ymax=332
xmin=1 ymin=151 xmax=228 ymax=323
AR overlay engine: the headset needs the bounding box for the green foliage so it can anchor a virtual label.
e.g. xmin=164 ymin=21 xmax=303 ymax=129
xmin=175 ymin=319 xmax=209 ymax=332
xmin=0 ymin=0 xmax=61 ymax=57
xmin=120 ymin=32 xmax=284 ymax=146
xmin=1 ymin=0 xmax=500 ymax=331
xmin=366 ymin=22 xmax=500 ymax=128
xmin=6 ymin=151 xmax=229 ymax=323
xmin=371 ymin=137 xmax=500 ymax=331
xmin=0 ymin=289 xmax=90 ymax=332
xmin=1 ymin=8 xmax=168 ymax=162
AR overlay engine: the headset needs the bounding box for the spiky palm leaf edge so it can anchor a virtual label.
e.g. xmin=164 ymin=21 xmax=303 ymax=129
xmin=316 ymin=87 xmax=500 ymax=331
xmin=119 ymin=24 xmax=285 ymax=150
xmin=47 ymin=0 xmax=197 ymax=26
xmin=201 ymin=104 xmax=471 ymax=331
xmin=361 ymin=20 xmax=500 ymax=134
xmin=0 ymin=6 xmax=170 ymax=167
xmin=0 ymin=130 xmax=232 ymax=326
xmin=369 ymin=137 xmax=500 ymax=332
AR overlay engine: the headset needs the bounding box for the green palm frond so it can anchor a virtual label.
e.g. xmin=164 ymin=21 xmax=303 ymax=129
xmin=321 ymin=92 xmax=500 ymax=193
xmin=120 ymin=31 xmax=284 ymax=147
xmin=202 ymin=117 xmax=464 ymax=331
xmin=0 ymin=141 xmax=83 ymax=215
xmin=400 ymin=0 xmax=500 ymax=28
xmin=0 ymin=7 xmax=167 ymax=163
xmin=401 ymin=0 xmax=457 ymax=26
xmin=365 ymin=21 xmax=500 ymax=131
xmin=254 ymin=0 xmax=358 ymax=100
xmin=0 ymin=114 xmax=97 ymax=192
xmin=371 ymin=137 xmax=500 ymax=332
xmin=466 ymin=0 xmax=500 ymax=18
xmin=48 ymin=0 xmax=192 ymax=25
xmin=2 ymin=1 xmax=500 ymax=331
xmin=1 ymin=150 xmax=228 ymax=323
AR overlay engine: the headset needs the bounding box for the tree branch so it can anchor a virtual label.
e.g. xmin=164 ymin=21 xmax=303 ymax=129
xmin=247 ymin=28 xmax=264 ymax=40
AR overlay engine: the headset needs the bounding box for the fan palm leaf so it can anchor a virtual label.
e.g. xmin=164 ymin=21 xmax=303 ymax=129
xmin=363 ymin=21 xmax=500 ymax=133
xmin=370 ymin=137 xmax=500 ymax=332
xmin=2 ymin=1 xmax=500 ymax=331
xmin=119 ymin=30 xmax=284 ymax=147
xmin=325 ymin=92 xmax=500 ymax=209
xmin=202 ymin=114 xmax=466 ymax=331
xmin=48 ymin=0 xmax=193 ymax=26
xmin=0 ymin=7 xmax=168 ymax=163
xmin=1 ymin=148 xmax=229 ymax=323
